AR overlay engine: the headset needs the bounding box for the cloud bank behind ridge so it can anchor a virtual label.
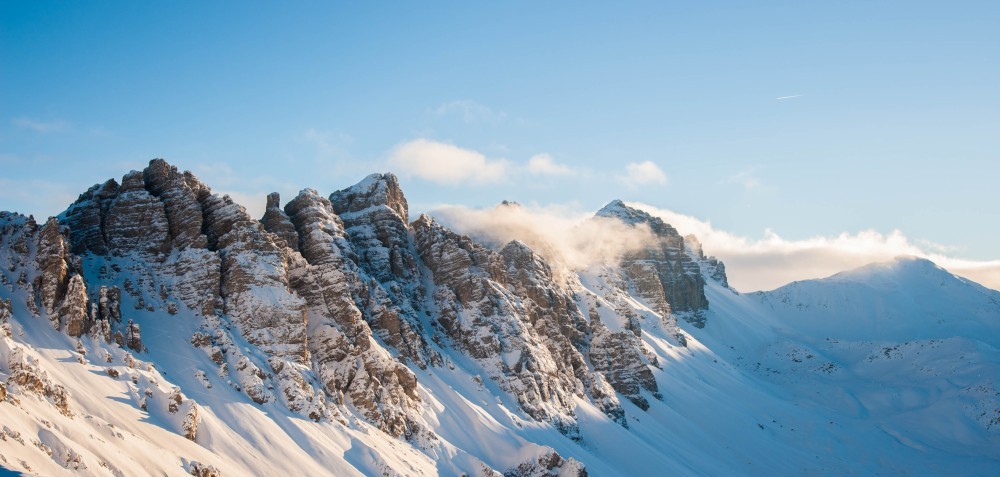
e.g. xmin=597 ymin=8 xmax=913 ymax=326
xmin=431 ymin=201 xmax=1000 ymax=292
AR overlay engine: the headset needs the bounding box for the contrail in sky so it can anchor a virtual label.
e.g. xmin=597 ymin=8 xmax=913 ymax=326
xmin=775 ymin=94 xmax=804 ymax=100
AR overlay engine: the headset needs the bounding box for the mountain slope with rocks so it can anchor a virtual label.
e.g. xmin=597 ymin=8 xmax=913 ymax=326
xmin=0 ymin=160 xmax=997 ymax=476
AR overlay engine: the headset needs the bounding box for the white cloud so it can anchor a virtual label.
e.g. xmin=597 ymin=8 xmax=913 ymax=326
xmin=424 ymin=196 xmax=1000 ymax=293
xmin=12 ymin=117 xmax=70 ymax=133
xmin=775 ymin=94 xmax=804 ymax=100
xmin=432 ymin=100 xmax=507 ymax=123
xmin=724 ymin=167 xmax=761 ymax=190
xmin=432 ymin=202 xmax=657 ymax=280
xmin=629 ymin=202 xmax=1000 ymax=292
xmin=389 ymin=139 xmax=509 ymax=185
xmin=527 ymin=153 xmax=574 ymax=176
xmin=619 ymin=161 xmax=668 ymax=187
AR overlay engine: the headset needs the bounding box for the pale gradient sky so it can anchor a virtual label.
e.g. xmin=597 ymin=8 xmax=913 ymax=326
xmin=1 ymin=1 xmax=998 ymax=290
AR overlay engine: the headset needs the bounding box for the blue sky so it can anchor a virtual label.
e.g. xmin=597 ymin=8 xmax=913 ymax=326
xmin=2 ymin=1 xmax=998 ymax=289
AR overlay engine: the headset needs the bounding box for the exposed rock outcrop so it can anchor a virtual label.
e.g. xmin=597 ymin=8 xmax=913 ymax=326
xmin=504 ymin=451 xmax=588 ymax=477
xmin=143 ymin=158 xmax=210 ymax=250
xmin=62 ymin=179 xmax=119 ymax=255
xmin=61 ymin=274 xmax=89 ymax=338
xmin=589 ymin=321 xmax=659 ymax=410
xmin=34 ymin=218 xmax=70 ymax=324
xmin=168 ymin=248 xmax=222 ymax=317
xmin=413 ymin=215 xmax=632 ymax=435
xmin=201 ymin=193 xmax=308 ymax=361
xmin=104 ymin=171 xmax=171 ymax=259
xmin=597 ymin=200 xmax=709 ymax=327
xmin=329 ymin=174 xmax=437 ymax=368
xmin=261 ymin=192 xmax=299 ymax=253
xmin=330 ymin=173 xmax=416 ymax=287
xmin=285 ymin=188 xmax=423 ymax=438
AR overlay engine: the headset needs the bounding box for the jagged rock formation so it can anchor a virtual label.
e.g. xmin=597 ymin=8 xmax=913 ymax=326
xmin=596 ymin=200 xmax=710 ymax=327
xmin=283 ymin=188 xmax=424 ymax=438
xmin=206 ymin=193 xmax=308 ymax=362
xmin=34 ymin=218 xmax=71 ymax=325
xmin=142 ymin=158 xmax=210 ymax=250
xmin=104 ymin=171 xmax=171 ymax=258
xmin=261 ymin=192 xmax=299 ymax=252
xmin=413 ymin=216 xmax=631 ymax=434
xmin=504 ymin=451 xmax=588 ymax=477
xmin=62 ymin=179 xmax=118 ymax=255
xmin=328 ymin=175 xmax=438 ymax=369
xmin=0 ymin=160 xmax=736 ymax=474
xmin=60 ymin=274 xmax=89 ymax=338
xmin=589 ymin=321 xmax=659 ymax=410
xmin=90 ymin=285 xmax=121 ymax=342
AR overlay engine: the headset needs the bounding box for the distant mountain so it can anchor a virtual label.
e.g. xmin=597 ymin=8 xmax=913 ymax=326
xmin=0 ymin=160 xmax=996 ymax=476
xmin=752 ymin=256 xmax=1000 ymax=345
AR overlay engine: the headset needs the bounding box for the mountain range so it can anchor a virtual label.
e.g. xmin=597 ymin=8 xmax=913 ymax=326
xmin=0 ymin=159 xmax=997 ymax=476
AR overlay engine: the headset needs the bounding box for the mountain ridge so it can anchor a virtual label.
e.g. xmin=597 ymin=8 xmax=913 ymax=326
xmin=0 ymin=159 xmax=997 ymax=476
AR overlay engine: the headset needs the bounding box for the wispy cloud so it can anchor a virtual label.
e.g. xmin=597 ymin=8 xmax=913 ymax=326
xmin=432 ymin=100 xmax=507 ymax=123
xmin=303 ymin=128 xmax=352 ymax=158
xmin=527 ymin=153 xmax=575 ymax=176
xmin=619 ymin=161 xmax=668 ymax=188
xmin=723 ymin=166 xmax=762 ymax=190
xmin=431 ymin=202 xmax=657 ymax=277
xmin=775 ymin=94 xmax=804 ymax=100
xmin=426 ymin=195 xmax=1000 ymax=292
xmin=389 ymin=139 xmax=509 ymax=185
xmin=12 ymin=117 xmax=70 ymax=133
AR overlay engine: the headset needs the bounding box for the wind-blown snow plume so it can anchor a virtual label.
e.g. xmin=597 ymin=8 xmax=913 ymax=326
xmin=431 ymin=202 xmax=657 ymax=273
xmin=428 ymin=199 xmax=1000 ymax=292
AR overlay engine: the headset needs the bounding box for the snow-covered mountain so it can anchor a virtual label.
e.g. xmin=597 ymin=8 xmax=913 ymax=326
xmin=0 ymin=160 xmax=997 ymax=476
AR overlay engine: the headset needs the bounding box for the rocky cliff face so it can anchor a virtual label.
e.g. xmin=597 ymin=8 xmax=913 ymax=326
xmin=283 ymin=188 xmax=424 ymax=438
xmin=328 ymin=174 xmax=438 ymax=369
xmin=413 ymin=216 xmax=636 ymax=434
xmin=596 ymin=200 xmax=710 ymax=328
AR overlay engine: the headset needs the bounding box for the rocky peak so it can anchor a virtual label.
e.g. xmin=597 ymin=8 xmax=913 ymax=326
xmin=596 ymin=200 xmax=681 ymax=238
xmin=595 ymin=199 xmax=635 ymax=220
xmin=285 ymin=189 xmax=349 ymax=266
xmin=329 ymin=173 xmax=407 ymax=221
xmin=595 ymin=200 xmax=709 ymax=327
xmin=330 ymin=174 xmax=419 ymax=285
xmin=142 ymin=158 xmax=210 ymax=250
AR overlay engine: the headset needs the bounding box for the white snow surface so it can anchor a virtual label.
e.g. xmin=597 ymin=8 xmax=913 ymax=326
xmin=2 ymin=217 xmax=998 ymax=477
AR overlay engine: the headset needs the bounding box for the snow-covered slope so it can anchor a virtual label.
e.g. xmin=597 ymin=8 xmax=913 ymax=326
xmin=1 ymin=161 xmax=997 ymax=476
